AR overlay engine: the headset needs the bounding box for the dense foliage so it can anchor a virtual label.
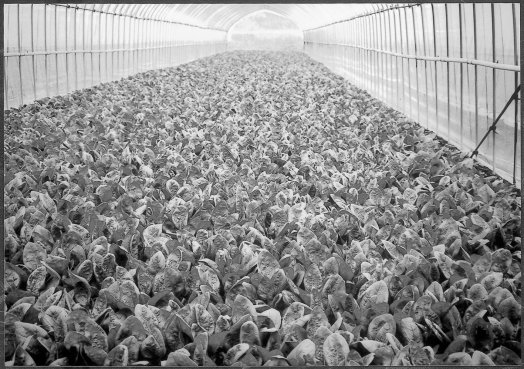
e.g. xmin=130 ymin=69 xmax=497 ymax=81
xmin=4 ymin=51 xmax=521 ymax=366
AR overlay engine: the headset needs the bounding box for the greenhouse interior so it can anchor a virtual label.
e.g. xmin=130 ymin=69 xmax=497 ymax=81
xmin=2 ymin=2 xmax=522 ymax=367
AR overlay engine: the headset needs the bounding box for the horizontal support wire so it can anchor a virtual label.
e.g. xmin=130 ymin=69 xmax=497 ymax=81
xmin=48 ymin=3 xmax=229 ymax=32
xmin=4 ymin=43 xmax=227 ymax=57
xmin=303 ymin=3 xmax=420 ymax=32
xmin=304 ymin=41 xmax=521 ymax=72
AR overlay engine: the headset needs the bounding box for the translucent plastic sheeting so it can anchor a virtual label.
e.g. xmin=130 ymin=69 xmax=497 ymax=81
xmin=161 ymin=4 xmax=377 ymax=30
xmin=4 ymin=4 xmax=228 ymax=109
xmin=3 ymin=3 xmax=380 ymax=110
xmin=227 ymin=11 xmax=303 ymax=51
xmin=304 ymin=3 xmax=521 ymax=188
xmin=65 ymin=3 xmax=377 ymax=30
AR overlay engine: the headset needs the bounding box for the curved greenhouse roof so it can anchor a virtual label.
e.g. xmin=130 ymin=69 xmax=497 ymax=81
xmin=71 ymin=3 xmax=387 ymax=30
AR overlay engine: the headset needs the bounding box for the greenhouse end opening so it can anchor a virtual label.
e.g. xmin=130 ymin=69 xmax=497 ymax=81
xmin=3 ymin=3 xmax=522 ymax=368
xmin=227 ymin=10 xmax=304 ymax=51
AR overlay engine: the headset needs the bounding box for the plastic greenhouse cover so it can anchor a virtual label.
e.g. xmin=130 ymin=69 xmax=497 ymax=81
xmin=71 ymin=3 xmax=381 ymax=30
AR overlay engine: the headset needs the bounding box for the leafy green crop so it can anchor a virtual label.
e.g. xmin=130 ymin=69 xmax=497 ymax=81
xmin=4 ymin=51 xmax=521 ymax=366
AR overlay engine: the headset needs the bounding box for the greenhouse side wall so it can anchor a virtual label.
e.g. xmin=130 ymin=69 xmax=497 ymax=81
xmin=3 ymin=4 xmax=228 ymax=110
xmin=304 ymin=3 xmax=521 ymax=188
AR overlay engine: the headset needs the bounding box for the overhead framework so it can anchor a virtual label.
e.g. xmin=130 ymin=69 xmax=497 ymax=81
xmin=2 ymin=3 xmax=521 ymax=188
xmin=73 ymin=4 xmax=381 ymax=31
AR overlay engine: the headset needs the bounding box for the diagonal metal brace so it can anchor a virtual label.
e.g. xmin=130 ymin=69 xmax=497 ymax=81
xmin=471 ymin=84 xmax=521 ymax=158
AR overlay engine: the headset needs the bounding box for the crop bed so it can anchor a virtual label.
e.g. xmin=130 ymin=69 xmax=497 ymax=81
xmin=4 ymin=51 xmax=522 ymax=366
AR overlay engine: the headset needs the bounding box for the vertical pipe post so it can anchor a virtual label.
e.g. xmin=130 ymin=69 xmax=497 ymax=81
xmin=491 ymin=3 xmax=496 ymax=171
xmin=110 ymin=12 xmax=114 ymax=81
xmin=116 ymin=14 xmax=120 ymax=80
xmin=512 ymin=3 xmax=519 ymax=184
xmin=364 ymin=18 xmax=368 ymax=91
xmin=369 ymin=14 xmax=374 ymax=97
xmin=147 ymin=19 xmax=151 ymax=70
xmin=5 ymin=5 xmax=10 ymax=109
xmin=356 ymin=19 xmax=360 ymax=88
xmin=131 ymin=15 xmax=135 ymax=74
xmin=90 ymin=7 xmax=94 ymax=87
xmin=128 ymin=16 xmax=131 ymax=75
xmin=98 ymin=9 xmax=102 ymax=84
xmin=411 ymin=6 xmax=420 ymax=125
xmin=44 ymin=4 xmax=49 ymax=98
xmin=402 ymin=6 xmax=411 ymax=119
xmin=368 ymin=17 xmax=372 ymax=94
xmin=17 ymin=4 xmax=23 ymax=105
xmin=387 ymin=9 xmax=393 ymax=108
xmin=372 ymin=13 xmax=378 ymax=97
xmin=392 ymin=8 xmax=399 ymax=110
xmin=124 ymin=15 xmax=127 ymax=76
xmin=31 ymin=4 xmax=37 ymax=101
xmin=82 ymin=7 xmax=86 ymax=89
xmin=73 ymin=5 xmax=77 ymax=91
xmin=459 ymin=4 xmax=464 ymax=148
xmin=105 ymin=10 xmax=109 ymax=82
xmin=123 ymin=15 xmax=126 ymax=76
xmin=119 ymin=13 xmax=122 ymax=79
xmin=134 ymin=16 xmax=137 ymax=74
xmin=420 ymin=4 xmax=429 ymax=128
xmin=473 ymin=4 xmax=478 ymax=148
xmin=140 ymin=17 xmax=143 ymax=70
xmin=378 ymin=13 xmax=382 ymax=102
xmin=432 ymin=4 xmax=439 ymax=135
xmin=445 ymin=4 xmax=450 ymax=141
xmin=381 ymin=11 xmax=386 ymax=102
xmin=143 ymin=18 xmax=146 ymax=71
xmin=65 ymin=6 xmax=70 ymax=93
xmin=133 ymin=17 xmax=140 ymax=73
xmin=55 ymin=5 xmax=59 ymax=95
xmin=396 ymin=8 xmax=403 ymax=111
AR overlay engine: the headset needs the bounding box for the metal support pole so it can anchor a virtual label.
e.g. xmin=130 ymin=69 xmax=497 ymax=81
xmin=73 ymin=6 xmax=77 ymax=90
xmin=82 ymin=7 xmax=86 ymax=89
xmin=512 ymin=3 xmax=519 ymax=184
xmin=473 ymin=4 xmax=478 ymax=147
xmin=432 ymin=4 xmax=439 ymax=135
xmin=445 ymin=4 xmax=450 ymax=141
xmin=410 ymin=6 xmax=420 ymax=124
xmin=387 ymin=10 xmax=394 ymax=108
xmin=17 ymin=4 xmax=24 ymax=105
xmin=5 ymin=6 xmax=10 ymax=109
xmin=421 ymin=5 xmax=429 ymax=128
xmin=379 ymin=11 xmax=385 ymax=101
xmin=44 ymin=4 xmax=49 ymax=98
xmin=403 ymin=6 xmax=412 ymax=119
xmin=471 ymin=85 xmax=521 ymax=158
xmin=392 ymin=8 xmax=400 ymax=110
xmin=31 ymin=4 xmax=37 ymax=100
xmin=55 ymin=5 xmax=59 ymax=95
xmin=491 ymin=3 xmax=496 ymax=171
xmin=105 ymin=11 xmax=109 ymax=82
xmin=459 ymin=4 xmax=464 ymax=148
xmin=90 ymin=7 xmax=94 ymax=86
